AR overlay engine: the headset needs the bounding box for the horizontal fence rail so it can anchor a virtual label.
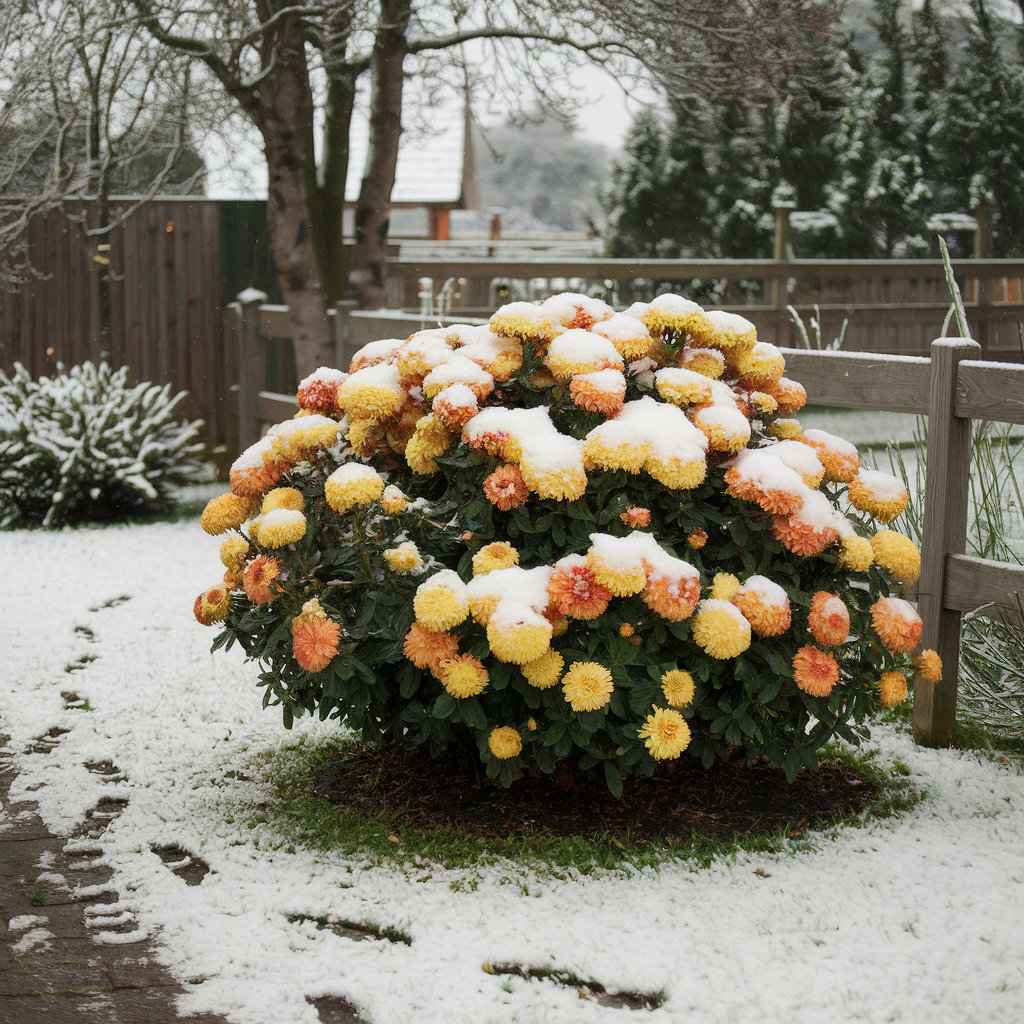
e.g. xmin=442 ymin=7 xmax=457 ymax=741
xmin=386 ymin=257 xmax=1024 ymax=358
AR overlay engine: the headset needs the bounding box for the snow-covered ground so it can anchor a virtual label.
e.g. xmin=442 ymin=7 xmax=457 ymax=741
xmin=2 ymin=518 xmax=1024 ymax=1024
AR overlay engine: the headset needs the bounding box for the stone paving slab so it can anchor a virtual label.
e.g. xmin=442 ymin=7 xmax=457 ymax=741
xmin=0 ymin=750 xmax=239 ymax=1024
xmin=1 ymin=742 xmax=369 ymax=1024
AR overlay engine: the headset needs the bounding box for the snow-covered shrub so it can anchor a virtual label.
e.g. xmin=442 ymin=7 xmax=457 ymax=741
xmin=196 ymin=293 xmax=939 ymax=792
xmin=0 ymin=361 xmax=204 ymax=527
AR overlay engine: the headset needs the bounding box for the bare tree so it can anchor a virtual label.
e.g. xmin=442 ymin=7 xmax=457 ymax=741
xmin=125 ymin=1 xmax=836 ymax=377
xmin=0 ymin=1 xmax=203 ymax=342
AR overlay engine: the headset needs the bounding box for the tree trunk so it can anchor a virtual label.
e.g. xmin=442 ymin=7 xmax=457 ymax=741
xmin=309 ymin=72 xmax=357 ymax=306
xmin=348 ymin=0 xmax=411 ymax=309
xmin=253 ymin=22 xmax=332 ymax=380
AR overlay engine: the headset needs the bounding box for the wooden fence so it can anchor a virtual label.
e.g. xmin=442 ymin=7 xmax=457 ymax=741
xmin=385 ymin=257 xmax=1024 ymax=358
xmin=238 ymin=291 xmax=1024 ymax=746
xmin=783 ymin=341 xmax=1024 ymax=744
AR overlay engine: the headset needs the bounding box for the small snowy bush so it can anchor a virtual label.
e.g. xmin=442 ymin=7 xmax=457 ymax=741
xmin=196 ymin=293 xmax=939 ymax=793
xmin=0 ymin=361 xmax=204 ymax=527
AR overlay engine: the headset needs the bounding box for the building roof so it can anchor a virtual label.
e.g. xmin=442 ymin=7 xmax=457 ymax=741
xmin=344 ymin=99 xmax=477 ymax=208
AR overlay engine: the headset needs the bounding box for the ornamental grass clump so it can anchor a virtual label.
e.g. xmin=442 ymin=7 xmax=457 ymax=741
xmin=197 ymin=291 xmax=938 ymax=793
xmin=0 ymin=361 xmax=203 ymax=527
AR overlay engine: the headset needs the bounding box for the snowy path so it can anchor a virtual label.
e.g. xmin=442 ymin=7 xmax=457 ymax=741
xmin=1 ymin=519 xmax=1023 ymax=1024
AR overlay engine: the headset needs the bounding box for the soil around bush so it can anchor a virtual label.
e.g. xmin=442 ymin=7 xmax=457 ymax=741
xmin=307 ymin=742 xmax=878 ymax=844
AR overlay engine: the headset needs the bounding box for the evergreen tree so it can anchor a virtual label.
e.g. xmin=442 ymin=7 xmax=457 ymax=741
xmin=603 ymin=106 xmax=713 ymax=258
xmin=930 ymin=0 xmax=1024 ymax=256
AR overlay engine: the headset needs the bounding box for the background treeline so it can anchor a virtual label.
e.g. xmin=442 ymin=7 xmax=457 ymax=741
xmin=603 ymin=0 xmax=1024 ymax=259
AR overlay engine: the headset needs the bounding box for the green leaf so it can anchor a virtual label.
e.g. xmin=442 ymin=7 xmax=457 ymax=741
xmin=459 ymin=697 xmax=489 ymax=731
xmin=603 ymin=760 xmax=623 ymax=799
xmin=432 ymin=692 xmax=456 ymax=719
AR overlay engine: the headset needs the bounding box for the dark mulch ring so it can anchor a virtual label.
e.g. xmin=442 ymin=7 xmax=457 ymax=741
xmin=308 ymin=742 xmax=878 ymax=845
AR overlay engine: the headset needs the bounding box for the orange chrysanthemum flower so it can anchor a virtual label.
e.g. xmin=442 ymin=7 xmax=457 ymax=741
xmin=914 ymin=649 xmax=943 ymax=683
xmin=870 ymin=597 xmax=922 ymax=655
xmin=482 ymin=465 xmax=530 ymax=511
xmin=619 ymin=622 xmax=635 ymax=637
xmin=808 ymin=592 xmax=850 ymax=646
xmin=792 ymin=645 xmax=840 ymax=697
xmin=403 ymin=622 xmax=459 ymax=671
xmin=770 ymin=376 xmax=807 ymax=417
xmin=878 ymin=670 xmax=909 ymax=707
xmin=620 ymin=507 xmax=651 ymax=529
xmin=796 ymin=431 xmax=859 ymax=483
xmin=569 ymin=372 xmax=626 ymax=416
xmin=242 ymin=556 xmax=282 ymax=605
xmin=724 ymin=467 xmax=804 ymax=516
xmin=687 ymin=528 xmax=708 ymax=549
xmin=731 ymin=577 xmax=791 ymax=637
xmin=296 ymin=375 xmax=343 ymax=417
xmin=292 ymin=617 xmax=341 ymax=672
xmin=642 ymin=573 xmax=701 ymax=622
xmin=547 ymin=561 xmax=613 ymax=619
xmin=772 ymin=514 xmax=839 ymax=557
xmin=466 ymin=428 xmax=511 ymax=458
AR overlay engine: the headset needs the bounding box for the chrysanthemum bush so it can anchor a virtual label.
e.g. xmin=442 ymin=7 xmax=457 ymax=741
xmin=0 ymin=360 xmax=204 ymax=527
xmin=197 ymin=292 xmax=941 ymax=793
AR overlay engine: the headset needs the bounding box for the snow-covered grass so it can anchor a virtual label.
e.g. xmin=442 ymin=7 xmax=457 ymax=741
xmin=2 ymin=518 xmax=1024 ymax=1024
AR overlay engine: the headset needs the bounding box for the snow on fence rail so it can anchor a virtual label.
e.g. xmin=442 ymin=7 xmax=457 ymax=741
xmin=229 ymin=291 xmax=1024 ymax=748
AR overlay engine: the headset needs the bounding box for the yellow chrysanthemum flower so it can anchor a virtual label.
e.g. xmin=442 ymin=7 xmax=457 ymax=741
xmin=661 ymin=669 xmax=696 ymax=708
xmin=644 ymin=455 xmax=707 ymax=490
xmin=561 ymin=661 xmax=614 ymax=712
xmin=638 ymin=706 xmax=691 ymax=759
xmin=520 ymin=649 xmax=564 ymax=689
xmin=691 ymin=600 xmax=752 ymax=659
xmin=519 ymin=462 xmax=589 ymax=501
xmin=654 ymin=369 xmax=713 ymax=406
xmin=201 ymin=493 xmax=255 ymax=535
xmin=380 ymin=484 xmax=408 ymax=514
xmin=848 ymin=472 xmax=910 ymax=524
xmin=262 ymin=487 xmax=304 ymax=515
xmin=878 ymin=670 xmax=909 ymax=707
xmin=488 ymin=726 xmax=523 ymax=759
xmin=710 ymin=573 xmax=741 ymax=601
xmin=587 ymin=554 xmax=646 ymax=597
xmin=472 ymin=542 xmax=520 ymax=576
xmin=324 ymin=463 xmax=384 ymax=514
xmin=405 ymin=413 xmax=452 ymax=474
xmin=914 ymin=649 xmax=943 ymax=683
xmin=383 ymin=541 xmax=424 ymax=574
xmin=748 ymin=391 xmax=779 ymax=415
xmin=870 ymin=529 xmax=921 ymax=586
xmin=219 ymin=535 xmax=249 ymax=568
xmin=581 ymin=435 xmax=651 ymax=474
xmin=468 ymin=592 xmax=499 ymax=626
xmin=246 ymin=514 xmax=264 ymax=546
xmin=486 ymin=621 xmax=552 ymax=664
xmin=837 ymin=535 xmax=874 ymax=573
xmin=413 ymin=571 xmax=470 ymax=632
xmin=258 ymin=508 xmax=307 ymax=548
xmin=439 ymin=654 xmax=489 ymax=698
xmin=766 ymin=418 xmax=802 ymax=440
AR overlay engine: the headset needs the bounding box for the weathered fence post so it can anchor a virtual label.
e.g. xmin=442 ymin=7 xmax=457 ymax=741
xmin=236 ymin=287 xmax=267 ymax=452
xmin=913 ymin=336 xmax=981 ymax=746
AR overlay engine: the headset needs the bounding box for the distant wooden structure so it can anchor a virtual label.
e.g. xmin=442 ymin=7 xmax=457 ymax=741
xmin=0 ymin=199 xmax=228 ymax=444
xmin=384 ymin=257 xmax=1024 ymax=358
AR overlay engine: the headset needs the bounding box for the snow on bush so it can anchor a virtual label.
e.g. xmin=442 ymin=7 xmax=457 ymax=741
xmin=195 ymin=293 xmax=941 ymax=794
xmin=0 ymin=360 xmax=204 ymax=527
